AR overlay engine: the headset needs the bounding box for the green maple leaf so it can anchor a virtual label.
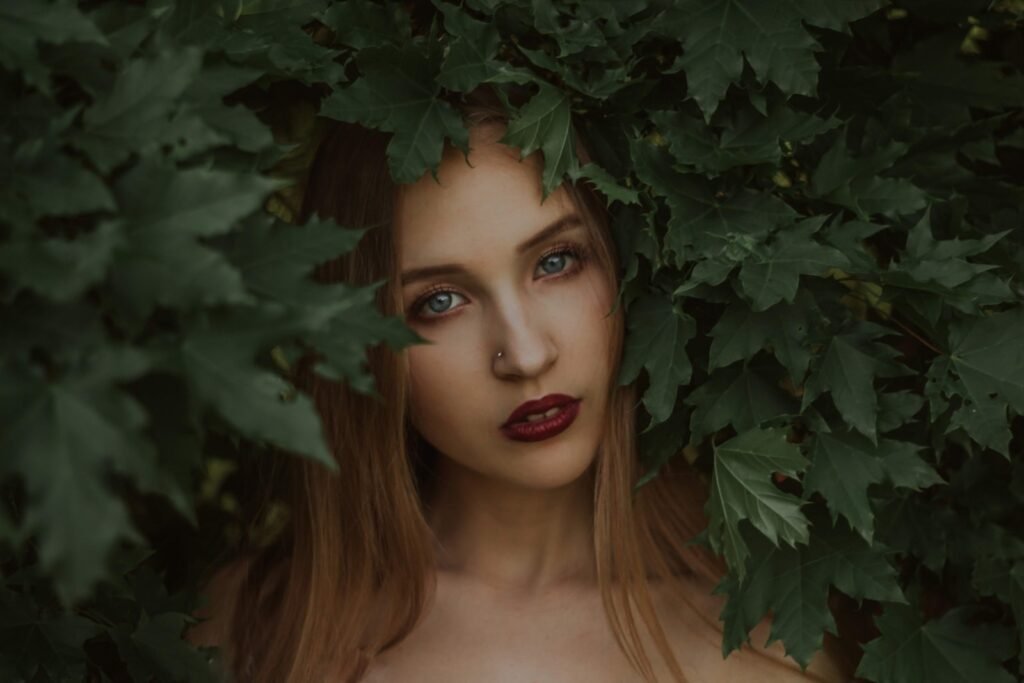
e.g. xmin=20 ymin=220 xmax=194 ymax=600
xmin=0 ymin=349 xmax=154 ymax=603
xmin=610 ymin=203 xmax=660 ymax=286
xmin=874 ymin=494 xmax=958 ymax=573
xmin=71 ymin=47 xmax=218 ymax=172
xmin=6 ymin=142 xmax=116 ymax=220
xmin=876 ymin=390 xmax=925 ymax=433
xmin=685 ymin=363 xmax=798 ymax=443
xmin=630 ymin=136 xmax=797 ymax=266
xmin=617 ymin=292 xmax=695 ymax=425
xmin=801 ymin=323 xmax=912 ymax=442
xmin=880 ymin=207 xmax=1014 ymax=323
xmin=221 ymin=215 xmax=425 ymax=392
xmin=948 ymin=389 xmax=1014 ymax=457
xmin=222 ymin=216 xmax=367 ymax=324
xmin=877 ymin=438 xmax=944 ymax=492
xmin=127 ymin=566 xmax=195 ymax=616
xmin=109 ymin=160 xmax=280 ymax=319
xmin=738 ymin=216 xmax=850 ymax=311
xmin=718 ymin=513 xmax=904 ymax=668
xmin=175 ymin=309 xmax=335 ymax=468
xmin=529 ymin=0 xmax=609 ymax=58
xmin=164 ymin=2 xmax=341 ymax=84
xmin=707 ymin=293 xmax=817 ymax=381
xmin=567 ymin=163 xmax=640 ymax=207
xmin=0 ymin=0 xmax=106 ymax=94
xmin=514 ymin=42 xmax=633 ymax=98
xmin=803 ymin=431 xmax=894 ymax=543
xmin=666 ymin=0 xmax=881 ymax=120
xmin=317 ymin=0 xmax=411 ymax=49
xmin=810 ymin=130 xmax=927 ymax=219
xmin=893 ymin=33 xmax=1024 ymax=126
xmin=653 ymin=100 xmax=840 ymax=175
xmin=0 ymin=299 xmax=106 ymax=369
xmin=857 ymin=604 xmax=1016 ymax=683
xmin=114 ymin=612 xmax=219 ymax=683
xmin=437 ymin=4 xmax=500 ymax=91
xmin=902 ymin=208 xmax=1009 ymax=286
xmin=0 ymin=589 xmax=102 ymax=680
xmin=320 ymin=44 xmax=470 ymax=184
xmin=501 ymin=81 xmax=578 ymax=198
xmin=945 ymin=309 xmax=1024 ymax=457
xmin=705 ymin=427 xmax=810 ymax=577
xmin=434 ymin=2 xmax=530 ymax=92
xmin=634 ymin=406 xmax=691 ymax=490
xmin=0 ymin=222 xmax=120 ymax=303
xmin=306 ymin=308 xmax=424 ymax=396
xmin=973 ymin=558 xmax=1024 ymax=668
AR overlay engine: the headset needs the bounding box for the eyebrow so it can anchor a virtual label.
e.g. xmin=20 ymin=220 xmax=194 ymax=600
xmin=400 ymin=213 xmax=584 ymax=287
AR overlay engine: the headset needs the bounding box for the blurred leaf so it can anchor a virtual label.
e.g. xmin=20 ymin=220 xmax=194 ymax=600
xmin=109 ymin=160 xmax=279 ymax=318
xmin=0 ymin=0 xmax=106 ymax=93
xmin=177 ymin=309 xmax=335 ymax=468
xmin=0 ymin=348 xmax=153 ymax=603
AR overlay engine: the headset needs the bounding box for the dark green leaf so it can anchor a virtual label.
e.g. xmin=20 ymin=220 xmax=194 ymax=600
xmin=177 ymin=310 xmax=335 ymax=468
xmin=618 ymin=292 xmax=695 ymax=424
xmin=501 ymin=81 xmax=577 ymax=197
xmin=719 ymin=513 xmax=904 ymax=668
xmin=320 ymin=44 xmax=470 ymax=184
xmin=857 ymin=605 xmax=1016 ymax=683
xmin=0 ymin=350 xmax=152 ymax=603
xmin=801 ymin=323 xmax=912 ymax=442
xmin=946 ymin=309 xmax=1024 ymax=457
xmin=109 ymin=160 xmax=279 ymax=318
xmin=705 ymin=427 xmax=810 ymax=577
xmin=0 ymin=0 xmax=106 ymax=93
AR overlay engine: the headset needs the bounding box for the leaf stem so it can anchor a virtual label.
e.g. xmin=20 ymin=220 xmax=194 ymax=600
xmin=840 ymin=287 xmax=946 ymax=355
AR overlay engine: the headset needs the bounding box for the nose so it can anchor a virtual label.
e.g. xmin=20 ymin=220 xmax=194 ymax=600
xmin=490 ymin=291 xmax=558 ymax=380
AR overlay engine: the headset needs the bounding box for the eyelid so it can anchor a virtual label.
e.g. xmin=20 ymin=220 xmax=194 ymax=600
xmin=407 ymin=241 xmax=590 ymax=321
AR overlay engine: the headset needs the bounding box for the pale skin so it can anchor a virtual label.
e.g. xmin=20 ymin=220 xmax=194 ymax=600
xmin=189 ymin=124 xmax=852 ymax=681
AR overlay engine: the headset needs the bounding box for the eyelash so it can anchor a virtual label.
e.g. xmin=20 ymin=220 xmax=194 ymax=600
xmin=409 ymin=241 xmax=591 ymax=322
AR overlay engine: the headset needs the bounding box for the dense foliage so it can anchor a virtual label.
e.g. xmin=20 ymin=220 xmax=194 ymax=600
xmin=1 ymin=0 xmax=1022 ymax=680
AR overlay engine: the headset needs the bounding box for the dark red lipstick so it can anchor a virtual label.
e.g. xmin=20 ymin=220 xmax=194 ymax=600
xmin=501 ymin=393 xmax=581 ymax=442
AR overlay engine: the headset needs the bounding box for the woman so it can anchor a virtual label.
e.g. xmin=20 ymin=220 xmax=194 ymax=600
xmin=190 ymin=88 xmax=854 ymax=682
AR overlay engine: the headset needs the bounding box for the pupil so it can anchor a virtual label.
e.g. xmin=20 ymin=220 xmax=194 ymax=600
xmin=543 ymin=254 xmax=565 ymax=273
xmin=428 ymin=292 xmax=452 ymax=313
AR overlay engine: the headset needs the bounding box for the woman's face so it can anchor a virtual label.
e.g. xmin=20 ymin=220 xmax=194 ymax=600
xmin=395 ymin=125 xmax=618 ymax=492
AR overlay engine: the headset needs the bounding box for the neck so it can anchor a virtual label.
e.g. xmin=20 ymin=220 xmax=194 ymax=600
xmin=424 ymin=454 xmax=597 ymax=596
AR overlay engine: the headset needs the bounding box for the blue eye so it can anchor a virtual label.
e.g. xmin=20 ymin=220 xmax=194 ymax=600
xmin=423 ymin=290 xmax=465 ymax=315
xmin=410 ymin=243 xmax=589 ymax=321
xmin=539 ymin=251 xmax=568 ymax=274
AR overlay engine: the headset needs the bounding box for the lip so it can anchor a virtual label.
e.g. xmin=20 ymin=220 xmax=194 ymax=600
xmin=501 ymin=394 xmax=582 ymax=443
xmin=503 ymin=393 xmax=578 ymax=426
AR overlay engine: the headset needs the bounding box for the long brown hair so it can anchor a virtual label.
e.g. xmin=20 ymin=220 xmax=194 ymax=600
xmin=222 ymin=87 xmax=786 ymax=682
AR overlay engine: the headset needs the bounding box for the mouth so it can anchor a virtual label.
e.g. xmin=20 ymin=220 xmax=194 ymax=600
xmin=501 ymin=394 xmax=582 ymax=442
xmin=502 ymin=393 xmax=579 ymax=425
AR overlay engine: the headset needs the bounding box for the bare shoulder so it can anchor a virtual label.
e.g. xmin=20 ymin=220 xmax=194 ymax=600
xmin=652 ymin=573 xmax=855 ymax=682
xmin=186 ymin=557 xmax=252 ymax=649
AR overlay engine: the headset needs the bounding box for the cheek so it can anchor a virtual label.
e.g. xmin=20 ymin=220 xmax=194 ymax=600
xmin=406 ymin=331 xmax=480 ymax=430
xmin=556 ymin=271 xmax=616 ymax=359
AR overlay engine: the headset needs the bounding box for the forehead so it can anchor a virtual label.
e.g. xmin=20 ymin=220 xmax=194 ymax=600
xmin=393 ymin=126 xmax=577 ymax=267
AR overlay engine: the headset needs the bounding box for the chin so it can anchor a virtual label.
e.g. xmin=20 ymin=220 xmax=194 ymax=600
xmin=497 ymin=441 xmax=600 ymax=491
